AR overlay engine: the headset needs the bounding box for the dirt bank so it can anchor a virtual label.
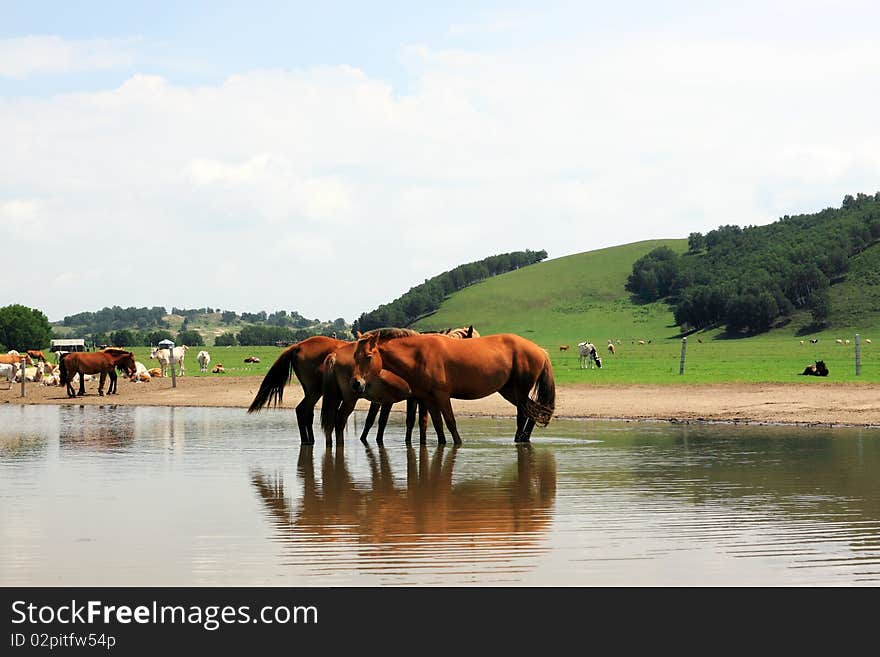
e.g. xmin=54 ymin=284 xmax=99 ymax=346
xmin=4 ymin=375 xmax=880 ymax=427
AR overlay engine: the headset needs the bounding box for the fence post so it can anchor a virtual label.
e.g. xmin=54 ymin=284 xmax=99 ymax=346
xmin=170 ymin=352 xmax=177 ymax=388
xmin=20 ymin=356 xmax=26 ymax=397
xmin=679 ymin=337 xmax=687 ymax=375
xmin=855 ymin=334 xmax=861 ymax=376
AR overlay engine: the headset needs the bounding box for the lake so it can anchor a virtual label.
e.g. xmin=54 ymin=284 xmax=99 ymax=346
xmin=1 ymin=404 xmax=879 ymax=586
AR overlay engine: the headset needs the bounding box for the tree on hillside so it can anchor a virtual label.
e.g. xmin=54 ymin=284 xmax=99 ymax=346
xmin=146 ymin=329 xmax=174 ymax=345
xmin=110 ymin=329 xmax=136 ymax=347
xmin=0 ymin=304 xmax=53 ymax=351
xmin=214 ymin=332 xmax=238 ymax=346
xmin=221 ymin=311 xmax=237 ymax=324
xmin=176 ymin=330 xmax=205 ymax=346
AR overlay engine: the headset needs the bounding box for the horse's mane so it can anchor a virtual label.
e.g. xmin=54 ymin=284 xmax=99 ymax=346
xmin=363 ymin=327 xmax=419 ymax=340
xmin=102 ymin=347 xmax=132 ymax=356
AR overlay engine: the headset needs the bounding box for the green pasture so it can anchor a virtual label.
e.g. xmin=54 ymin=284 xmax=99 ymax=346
xmin=413 ymin=238 xmax=880 ymax=384
xmin=546 ymin=333 xmax=879 ymax=385
xmin=128 ymin=345 xmax=282 ymax=378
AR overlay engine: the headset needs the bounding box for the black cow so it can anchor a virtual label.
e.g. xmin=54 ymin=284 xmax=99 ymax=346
xmin=800 ymin=360 xmax=829 ymax=376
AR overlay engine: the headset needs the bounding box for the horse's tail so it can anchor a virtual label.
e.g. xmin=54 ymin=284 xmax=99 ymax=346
xmin=247 ymin=345 xmax=299 ymax=413
xmin=319 ymin=353 xmax=341 ymax=442
xmin=58 ymin=352 xmax=70 ymax=385
xmin=524 ymin=356 xmax=556 ymax=427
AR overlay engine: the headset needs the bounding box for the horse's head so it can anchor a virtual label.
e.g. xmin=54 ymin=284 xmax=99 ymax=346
xmin=351 ymin=333 xmax=382 ymax=395
xmin=117 ymin=352 xmax=137 ymax=377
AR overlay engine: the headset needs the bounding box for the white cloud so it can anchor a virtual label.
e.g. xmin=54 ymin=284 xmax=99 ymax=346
xmin=2 ymin=26 xmax=880 ymax=321
xmin=0 ymin=35 xmax=138 ymax=78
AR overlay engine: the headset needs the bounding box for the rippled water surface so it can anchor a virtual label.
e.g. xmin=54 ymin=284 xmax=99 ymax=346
xmin=2 ymin=404 xmax=879 ymax=586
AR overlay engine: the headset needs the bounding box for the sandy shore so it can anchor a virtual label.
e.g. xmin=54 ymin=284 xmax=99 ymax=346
xmin=3 ymin=375 xmax=880 ymax=428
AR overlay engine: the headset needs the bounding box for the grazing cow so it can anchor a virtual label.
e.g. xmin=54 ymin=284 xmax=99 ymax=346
xmin=800 ymin=360 xmax=829 ymax=377
xmin=212 ymin=363 xmax=226 ymax=374
xmin=244 ymin=356 xmax=261 ymax=363
xmin=607 ymin=341 xmax=615 ymax=355
xmin=197 ymin=350 xmax=211 ymax=372
xmin=810 ymin=338 xmax=819 ymax=344
xmin=638 ymin=340 xmax=646 ymax=345
xmin=559 ymin=345 xmax=569 ymax=352
xmin=866 ymin=339 xmax=873 ymax=344
xmin=836 ymin=339 xmax=843 ymax=344
xmin=577 ymin=342 xmax=602 ymax=369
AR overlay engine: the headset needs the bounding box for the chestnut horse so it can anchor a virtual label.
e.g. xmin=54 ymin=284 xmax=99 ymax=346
xmin=351 ymin=331 xmax=556 ymax=444
xmin=247 ymin=335 xmax=349 ymax=444
xmin=59 ymin=348 xmax=137 ymax=397
xmin=319 ymin=335 xmax=431 ymax=446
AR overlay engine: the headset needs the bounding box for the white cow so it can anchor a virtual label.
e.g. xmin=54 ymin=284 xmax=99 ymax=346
xmin=150 ymin=345 xmax=189 ymax=377
xmin=0 ymin=363 xmax=14 ymax=389
xmin=130 ymin=361 xmax=152 ymax=382
xmin=197 ymin=350 xmax=211 ymax=373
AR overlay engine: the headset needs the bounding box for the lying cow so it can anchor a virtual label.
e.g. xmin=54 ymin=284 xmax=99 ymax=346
xmin=212 ymin=363 xmax=226 ymax=374
xmin=800 ymin=360 xmax=829 ymax=376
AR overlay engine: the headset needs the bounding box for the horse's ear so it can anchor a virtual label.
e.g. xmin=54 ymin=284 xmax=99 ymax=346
xmin=355 ymin=331 xmax=362 ymax=339
xmin=466 ymin=325 xmax=474 ymax=338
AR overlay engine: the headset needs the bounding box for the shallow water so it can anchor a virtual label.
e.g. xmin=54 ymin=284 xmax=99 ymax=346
xmin=1 ymin=404 xmax=879 ymax=586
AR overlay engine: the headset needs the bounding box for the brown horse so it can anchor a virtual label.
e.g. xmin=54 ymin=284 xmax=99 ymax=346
xmin=351 ymin=331 xmax=555 ymax=444
xmin=319 ymin=338 xmax=431 ymax=446
xmin=247 ymin=335 xmax=349 ymax=444
xmin=59 ymin=348 xmax=137 ymax=397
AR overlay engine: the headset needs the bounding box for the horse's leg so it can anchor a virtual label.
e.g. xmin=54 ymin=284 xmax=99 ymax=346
xmin=295 ymin=393 xmax=320 ymax=445
xmin=97 ymin=372 xmax=105 ymax=396
xmin=78 ymin=373 xmax=86 ymax=396
xmin=359 ymin=402 xmax=381 ymax=444
xmin=426 ymin=402 xmax=447 ymax=445
xmin=375 ymin=403 xmax=392 ymax=446
xmin=404 ymin=398 xmax=416 ymax=446
xmin=418 ymin=400 xmax=429 ymax=445
xmin=514 ymin=405 xmax=527 ymax=442
xmin=436 ymin=396 xmax=462 ymax=446
xmin=108 ymin=371 xmax=117 ymax=394
xmin=334 ymin=397 xmax=357 ymax=445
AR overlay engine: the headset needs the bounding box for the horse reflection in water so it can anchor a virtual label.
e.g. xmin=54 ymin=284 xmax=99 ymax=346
xmin=251 ymin=445 xmax=556 ymax=576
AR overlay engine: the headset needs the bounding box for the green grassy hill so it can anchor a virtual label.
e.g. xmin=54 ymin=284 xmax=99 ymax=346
xmin=415 ymin=239 xmax=688 ymax=346
xmin=414 ymin=239 xmax=880 ymax=384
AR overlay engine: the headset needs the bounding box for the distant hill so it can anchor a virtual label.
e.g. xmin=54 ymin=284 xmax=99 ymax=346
xmin=414 ymin=239 xmax=688 ymax=347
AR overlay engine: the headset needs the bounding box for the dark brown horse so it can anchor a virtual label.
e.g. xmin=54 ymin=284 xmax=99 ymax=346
xmin=59 ymin=348 xmax=137 ymax=397
xmin=351 ymin=332 xmax=555 ymax=444
xmin=247 ymin=335 xmax=348 ymax=444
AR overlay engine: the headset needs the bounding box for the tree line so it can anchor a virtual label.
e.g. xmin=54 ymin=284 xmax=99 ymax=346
xmin=352 ymin=249 xmax=548 ymax=332
xmin=626 ymin=192 xmax=880 ymax=335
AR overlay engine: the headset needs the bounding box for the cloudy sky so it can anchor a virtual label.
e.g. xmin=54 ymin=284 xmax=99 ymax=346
xmin=3 ymin=1 xmax=879 ymax=322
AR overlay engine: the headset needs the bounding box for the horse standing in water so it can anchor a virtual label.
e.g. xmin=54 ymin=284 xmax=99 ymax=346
xmin=351 ymin=331 xmax=555 ymax=444
xmin=248 ymin=335 xmax=349 ymax=444
xmin=320 ymin=337 xmax=428 ymax=446
xmin=59 ymin=348 xmax=137 ymax=397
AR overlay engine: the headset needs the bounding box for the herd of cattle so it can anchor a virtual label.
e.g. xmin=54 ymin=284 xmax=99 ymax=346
xmin=0 ymin=345 xmax=265 ymax=389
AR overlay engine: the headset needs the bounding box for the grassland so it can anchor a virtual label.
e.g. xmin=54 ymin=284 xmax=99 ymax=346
xmin=413 ymin=238 xmax=880 ymax=384
xmin=127 ymin=345 xmax=282 ymax=378
xmin=75 ymin=238 xmax=880 ymax=386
